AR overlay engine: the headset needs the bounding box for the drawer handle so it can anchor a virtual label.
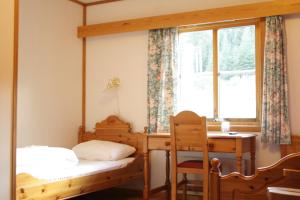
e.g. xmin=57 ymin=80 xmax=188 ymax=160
xmin=208 ymin=143 xmax=214 ymax=149
xmin=165 ymin=141 xmax=171 ymax=146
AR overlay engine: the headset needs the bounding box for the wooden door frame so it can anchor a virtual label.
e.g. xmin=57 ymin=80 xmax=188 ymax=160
xmin=12 ymin=0 xmax=19 ymax=199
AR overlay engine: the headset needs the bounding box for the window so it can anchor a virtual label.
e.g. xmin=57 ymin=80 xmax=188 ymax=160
xmin=176 ymin=19 xmax=263 ymax=129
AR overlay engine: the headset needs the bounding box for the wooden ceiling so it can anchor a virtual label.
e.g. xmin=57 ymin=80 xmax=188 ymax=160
xmin=69 ymin=0 xmax=121 ymax=6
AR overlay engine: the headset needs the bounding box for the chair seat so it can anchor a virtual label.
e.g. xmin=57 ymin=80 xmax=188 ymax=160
xmin=177 ymin=160 xmax=203 ymax=169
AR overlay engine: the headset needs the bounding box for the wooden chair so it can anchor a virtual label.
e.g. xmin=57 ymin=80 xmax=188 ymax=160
xmin=170 ymin=111 xmax=209 ymax=200
xmin=280 ymin=135 xmax=300 ymax=157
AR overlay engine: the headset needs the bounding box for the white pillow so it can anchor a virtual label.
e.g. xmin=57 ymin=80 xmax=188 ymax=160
xmin=17 ymin=146 xmax=79 ymax=169
xmin=72 ymin=140 xmax=136 ymax=161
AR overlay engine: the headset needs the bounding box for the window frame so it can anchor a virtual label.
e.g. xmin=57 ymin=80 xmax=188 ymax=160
xmin=178 ymin=18 xmax=264 ymax=132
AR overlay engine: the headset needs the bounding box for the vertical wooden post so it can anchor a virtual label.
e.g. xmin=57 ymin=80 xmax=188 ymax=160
xmin=165 ymin=150 xmax=171 ymax=200
xmin=250 ymin=136 xmax=256 ymax=175
xmin=236 ymin=138 xmax=243 ymax=173
xmin=143 ymin=134 xmax=150 ymax=200
xmin=182 ymin=173 xmax=187 ymax=200
xmin=12 ymin=1 xmax=19 ymax=199
xmin=210 ymin=158 xmax=221 ymax=200
xmin=82 ymin=5 xmax=87 ymax=133
xmin=213 ymin=29 xmax=219 ymax=119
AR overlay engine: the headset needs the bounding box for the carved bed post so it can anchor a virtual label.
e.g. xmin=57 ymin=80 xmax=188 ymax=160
xmin=143 ymin=133 xmax=150 ymax=200
xmin=210 ymin=158 xmax=221 ymax=200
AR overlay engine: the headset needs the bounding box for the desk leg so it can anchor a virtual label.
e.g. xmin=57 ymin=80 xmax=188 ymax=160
xmin=236 ymin=155 xmax=242 ymax=173
xmin=236 ymin=139 xmax=243 ymax=173
xmin=165 ymin=150 xmax=171 ymax=200
xmin=144 ymin=152 xmax=150 ymax=200
xmin=250 ymin=137 xmax=256 ymax=175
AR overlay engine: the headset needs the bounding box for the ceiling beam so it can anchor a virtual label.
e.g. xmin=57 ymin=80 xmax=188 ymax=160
xmin=78 ymin=0 xmax=300 ymax=38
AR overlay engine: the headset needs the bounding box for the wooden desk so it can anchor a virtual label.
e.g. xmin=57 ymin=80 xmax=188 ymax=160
xmin=143 ymin=132 xmax=257 ymax=200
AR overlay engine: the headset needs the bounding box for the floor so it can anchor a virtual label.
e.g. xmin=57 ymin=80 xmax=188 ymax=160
xmin=70 ymin=188 xmax=142 ymax=200
xmin=70 ymin=188 xmax=201 ymax=200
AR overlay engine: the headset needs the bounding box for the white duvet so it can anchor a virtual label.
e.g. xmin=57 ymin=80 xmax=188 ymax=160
xmin=17 ymin=146 xmax=134 ymax=181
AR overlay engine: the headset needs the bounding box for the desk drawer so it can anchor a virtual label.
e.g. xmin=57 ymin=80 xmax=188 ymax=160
xmin=148 ymin=138 xmax=171 ymax=150
xmin=208 ymin=138 xmax=236 ymax=153
xmin=148 ymin=138 xmax=236 ymax=153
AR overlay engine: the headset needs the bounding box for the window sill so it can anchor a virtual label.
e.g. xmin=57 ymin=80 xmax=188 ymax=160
xmin=207 ymin=123 xmax=261 ymax=132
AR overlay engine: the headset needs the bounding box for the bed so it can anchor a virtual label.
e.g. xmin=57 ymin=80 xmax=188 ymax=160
xmin=16 ymin=115 xmax=144 ymax=200
xmin=209 ymin=152 xmax=300 ymax=200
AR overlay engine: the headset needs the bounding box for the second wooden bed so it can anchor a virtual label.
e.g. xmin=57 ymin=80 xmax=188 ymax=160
xmin=209 ymin=152 xmax=300 ymax=200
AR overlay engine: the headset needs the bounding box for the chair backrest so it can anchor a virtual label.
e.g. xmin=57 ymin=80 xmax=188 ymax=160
xmin=281 ymin=135 xmax=300 ymax=158
xmin=170 ymin=111 xmax=208 ymax=167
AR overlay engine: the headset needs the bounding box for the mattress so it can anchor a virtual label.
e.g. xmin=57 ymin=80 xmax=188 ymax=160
xmin=17 ymin=157 xmax=135 ymax=182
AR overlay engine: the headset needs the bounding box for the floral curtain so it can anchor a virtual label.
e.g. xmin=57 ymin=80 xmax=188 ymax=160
xmin=261 ymin=16 xmax=291 ymax=144
xmin=147 ymin=28 xmax=178 ymax=133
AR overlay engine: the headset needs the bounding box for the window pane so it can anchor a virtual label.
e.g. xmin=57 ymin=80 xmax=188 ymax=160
xmin=176 ymin=30 xmax=213 ymax=118
xmin=218 ymin=25 xmax=256 ymax=118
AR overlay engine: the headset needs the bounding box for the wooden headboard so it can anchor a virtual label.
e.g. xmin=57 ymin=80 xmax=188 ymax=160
xmin=78 ymin=115 xmax=144 ymax=154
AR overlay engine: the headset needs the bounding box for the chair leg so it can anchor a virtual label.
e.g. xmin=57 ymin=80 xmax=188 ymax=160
xmin=172 ymin=173 xmax=177 ymax=200
xmin=182 ymin=173 xmax=187 ymax=200
xmin=203 ymin=173 xmax=209 ymax=200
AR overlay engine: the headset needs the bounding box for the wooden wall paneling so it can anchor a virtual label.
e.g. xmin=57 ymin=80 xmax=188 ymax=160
xmin=78 ymin=0 xmax=300 ymax=37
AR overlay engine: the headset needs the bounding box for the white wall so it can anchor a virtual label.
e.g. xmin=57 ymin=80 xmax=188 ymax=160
xmin=286 ymin=14 xmax=300 ymax=134
xmin=17 ymin=0 xmax=83 ymax=148
xmin=86 ymin=0 xmax=300 ymax=188
xmin=0 ymin=0 xmax=15 ymax=199
xmin=87 ymin=0 xmax=268 ymax=24
xmin=86 ymin=31 xmax=148 ymax=131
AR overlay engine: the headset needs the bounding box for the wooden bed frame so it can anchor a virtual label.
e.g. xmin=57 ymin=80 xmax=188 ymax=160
xmin=209 ymin=152 xmax=300 ymax=200
xmin=16 ymin=115 xmax=144 ymax=200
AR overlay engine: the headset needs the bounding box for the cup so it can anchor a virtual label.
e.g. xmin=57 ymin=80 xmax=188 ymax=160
xmin=221 ymin=121 xmax=230 ymax=133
